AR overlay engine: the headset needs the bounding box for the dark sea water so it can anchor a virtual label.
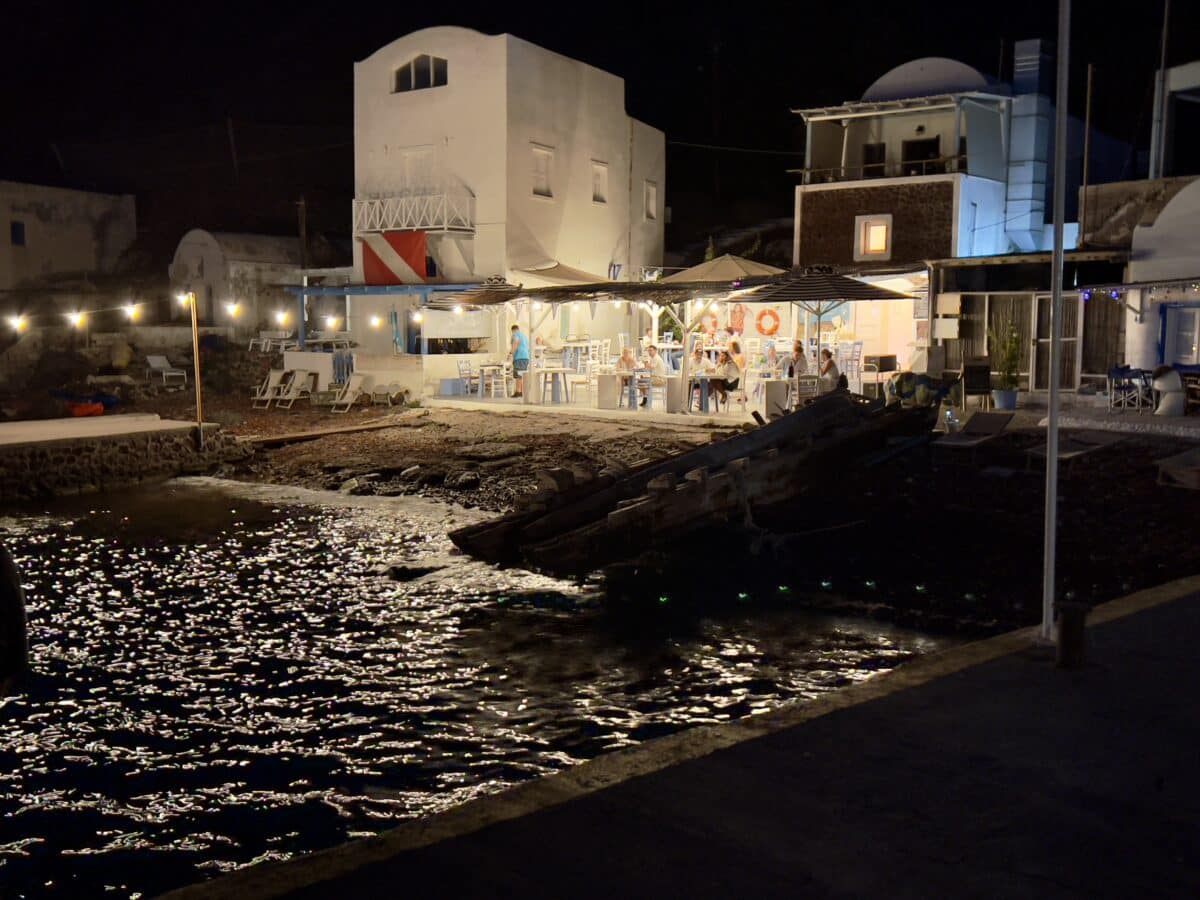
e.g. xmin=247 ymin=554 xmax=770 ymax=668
xmin=0 ymin=479 xmax=953 ymax=898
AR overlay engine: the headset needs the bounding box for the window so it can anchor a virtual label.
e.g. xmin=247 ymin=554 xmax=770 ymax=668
xmin=532 ymin=145 xmax=554 ymax=198
xmin=394 ymin=55 xmax=448 ymax=93
xmin=644 ymin=181 xmax=658 ymax=220
xmin=591 ymin=161 xmax=608 ymax=204
xmin=9 ymin=221 xmax=25 ymax=246
xmin=853 ymin=214 xmax=892 ymax=261
xmin=862 ymin=142 xmax=886 ymax=178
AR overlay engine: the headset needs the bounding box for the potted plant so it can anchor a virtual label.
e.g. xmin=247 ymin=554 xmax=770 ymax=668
xmin=988 ymin=315 xmax=1021 ymax=410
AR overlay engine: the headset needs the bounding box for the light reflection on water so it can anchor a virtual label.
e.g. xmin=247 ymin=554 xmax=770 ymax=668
xmin=0 ymin=478 xmax=952 ymax=898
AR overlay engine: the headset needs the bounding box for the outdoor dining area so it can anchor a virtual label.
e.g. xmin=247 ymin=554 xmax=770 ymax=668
xmin=440 ymin=261 xmax=915 ymax=419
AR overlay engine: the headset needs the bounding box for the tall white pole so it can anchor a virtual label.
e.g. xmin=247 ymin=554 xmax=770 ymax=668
xmin=1042 ymin=0 xmax=1071 ymax=641
xmin=188 ymin=291 xmax=205 ymax=450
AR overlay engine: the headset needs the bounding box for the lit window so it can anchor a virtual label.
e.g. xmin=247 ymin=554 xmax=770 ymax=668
xmin=532 ymin=145 xmax=554 ymax=198
xmin=591 ymin=161 xmax=608 ymax=204
xmin=644 ymin=181 xmax=658 ymax=221
xmin=394 ymin=55 xmax=448 ymax=93
xmin=853 ymin=214 xmax=892 ymax=261
xmin=10 ymin=221 xmax=25 ymax=247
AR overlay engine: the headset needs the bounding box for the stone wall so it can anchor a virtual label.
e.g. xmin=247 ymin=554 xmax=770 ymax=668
xmin=0 ymin=426 xmax=250 ymax=501
xmin=797 ymin=181 xmax=954 ymax=267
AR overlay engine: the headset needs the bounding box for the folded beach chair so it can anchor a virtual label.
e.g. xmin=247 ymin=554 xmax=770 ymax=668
xmin=1025 ymin=430 xmax=1124 ymax=476
xmin=273 ymin=370 xmax=313 ymax=410
xmin=331 ymin=373 xmax=367 ymax=413
xmin=251 ymin=369 xmax=285 ymax=409
xmin=146 ymin=355 xmax=187 ymax=385
xmin=932 ymin=411 xmax=1014 ymax=465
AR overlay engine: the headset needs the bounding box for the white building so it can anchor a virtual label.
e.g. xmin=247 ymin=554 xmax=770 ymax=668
xmin=169 ymin=230 xmax=302 ymax=331
xmin=0 ymin=181 xmax=136 ymax=291
xmin=352 ymin=26 xmax=664 ymax=287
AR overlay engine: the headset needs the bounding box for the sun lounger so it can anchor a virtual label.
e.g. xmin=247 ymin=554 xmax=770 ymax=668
xmin=933 ymin=411 xmax=1014 ymax=464
xmin=251 ymin=369 xmax=286 ymax=409
xmin=331 ymin=373 xmax=367 ymax=413
xmin=1156 ymin=446 xmax=1200 ymax=490
xmin=146 ymin=355 xmax=187 ymax=385
xmin=273 ymin=370 xmax=314 ymax=410
xmin=1025 ymin=429 xmax=1124 ymax=475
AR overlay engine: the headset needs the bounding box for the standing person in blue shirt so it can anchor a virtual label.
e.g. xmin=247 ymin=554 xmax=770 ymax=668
xmin=510 ymin=324 xmax=531 ymax=398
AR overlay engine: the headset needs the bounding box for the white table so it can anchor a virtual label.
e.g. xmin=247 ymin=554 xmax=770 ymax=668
xmin=536 ymin=366 xmax=575 ymax=404
xmin=477 ymin=363 xmax=507 ymax=398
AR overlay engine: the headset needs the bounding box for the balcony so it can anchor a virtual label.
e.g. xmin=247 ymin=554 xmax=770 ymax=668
xmin=792 ymin=154 xmax=968 ymax=185
xmin=353 ymin=179 xmax=476 ymax=234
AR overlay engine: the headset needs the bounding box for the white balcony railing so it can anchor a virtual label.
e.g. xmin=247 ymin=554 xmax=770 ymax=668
xmin=353 ymin=179 xmax=476 ymax=234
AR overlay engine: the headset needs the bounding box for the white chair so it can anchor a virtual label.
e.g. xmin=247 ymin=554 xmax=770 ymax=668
xmin=331 ymin=373 xmax=367 ymax=413
xmin=601 ymin=338 xmax=612 ymax=365
xmin=274 ymin=370 xmax=314 ymax=409
xmin=457 ymin=359 xmax=480 ymax=394
xmin=745 ymin=337 xmax=761 ymax=360
xmin=251 ymin=369 xmax=285 ymax=408
xmin=146 ymin=355 xmax=186 ymax=384
xmin=483 ymin=363 xmax=508 ymax=398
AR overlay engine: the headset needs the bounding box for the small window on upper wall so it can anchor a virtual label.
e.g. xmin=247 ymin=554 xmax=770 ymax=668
xmin=853 ymin=214 xmax=892 ymax=261
xmin=644 ymin=181 xmax=658 ymax=220
xmin=9 ymin=221 xmax=25 ymax=246
xmin=591 ymin=162 xmax=608 ymax=204
xmin=532 ymin=145 xmax=554 ymax=198
xmin=394 ymin=55 xmax=448 ymax=93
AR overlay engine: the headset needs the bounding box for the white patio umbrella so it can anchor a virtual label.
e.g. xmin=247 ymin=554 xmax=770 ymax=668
xmin=660 ymin=254 xmax=784 ymax=284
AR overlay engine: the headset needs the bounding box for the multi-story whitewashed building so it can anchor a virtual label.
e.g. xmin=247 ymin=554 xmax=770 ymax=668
xmin=351 ymin=26 xmax=665 ymax=288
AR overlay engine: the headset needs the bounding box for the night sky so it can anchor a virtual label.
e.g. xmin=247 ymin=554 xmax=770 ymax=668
xmin=3 ymin=1 xmax=1195 ymax=254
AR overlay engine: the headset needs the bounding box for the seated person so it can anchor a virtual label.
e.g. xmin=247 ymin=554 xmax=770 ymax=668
xmin=818 ymin=348 xmax=840 ymax=394
xmin=637 ymin=344 xmax=669 ymax=406
xmin=615 ymin=347 xmax=637 ymax=374
xmin=728 ymin=339 xmax=746 ymax=371
xmin=764 ymin=342 xmax=781 ymax=375
xmin=687 ymin=343 xmax=714 ymax=408
xmin=787 ymin=339 xmax=809 ymax=377
xmin=707 ymin=350 xmax=741 ymax=405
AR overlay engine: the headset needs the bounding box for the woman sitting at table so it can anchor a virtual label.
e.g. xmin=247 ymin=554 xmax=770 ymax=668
xmin=764 ymin=342 xmax=781 ymax=375
xmin=615 ymin=347 xmax=637 ymax=374
xmin=788 ymin=339 xmax=808 ymax=377
xmin=729 ymin=339 xmax=746 ymax=371
xmin=818 ymin=348 xmax=840 ymax=394
xmin=707 ymin=350 xmax=741 ymax=406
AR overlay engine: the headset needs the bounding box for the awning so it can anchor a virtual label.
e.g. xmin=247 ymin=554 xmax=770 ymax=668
xmin=514 ymin=262 xmax=610 ymax=286
xmin=741 ymin=272 xmax=913 ymax=303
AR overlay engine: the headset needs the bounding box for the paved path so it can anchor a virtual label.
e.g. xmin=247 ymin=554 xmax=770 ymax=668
xmin=0 ymin=414 xmax=200 ymax=447
xmin=171 ymin=580 xmax=1200 ymax=899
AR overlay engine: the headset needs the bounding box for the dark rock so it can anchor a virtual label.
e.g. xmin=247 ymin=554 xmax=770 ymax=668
xmin=416 ymin=469 xmax=445 ymax=486
xmin=451 ymin=471 xmax=481 ymax=489
xmin=382 ymin=564 xmax=442 ymax=581
xmin=457 ymin=442 xmax=526 ymax=461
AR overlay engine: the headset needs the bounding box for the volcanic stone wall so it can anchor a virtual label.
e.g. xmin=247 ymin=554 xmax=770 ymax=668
xmin=0 ymin=426 xmax=249 ymax=501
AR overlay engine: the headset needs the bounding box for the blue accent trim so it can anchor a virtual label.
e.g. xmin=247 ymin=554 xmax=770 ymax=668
xmin=1158 ymin=304 xmax=1168 ymax=366
xmin=297 ymin=291 xmax=306 ymax=349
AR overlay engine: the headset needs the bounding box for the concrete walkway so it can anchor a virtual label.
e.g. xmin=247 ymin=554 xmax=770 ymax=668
xmin=0 ymin=414 xmax=202 ymax=447
xmin=168 ymin=578 xmax=1200 ymax=899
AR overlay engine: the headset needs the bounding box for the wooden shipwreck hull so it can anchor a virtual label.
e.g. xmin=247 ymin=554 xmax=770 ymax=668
xmin=449 ymin=392 xmax=935 ymax=578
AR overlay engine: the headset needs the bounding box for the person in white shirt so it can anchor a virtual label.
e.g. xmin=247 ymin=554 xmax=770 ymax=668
xmin=687 ymin=344 xmax=714 ymax=410
xmin=818 ymin=348 xmax=840 ymax=394
xmin=638 ymin=344 xmax=668 ymax=406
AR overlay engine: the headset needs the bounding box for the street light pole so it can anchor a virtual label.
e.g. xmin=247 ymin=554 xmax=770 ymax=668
xmin=187 ymin=291 xmax=204 ymax=450
xmin=1042 ymin=0 xmax=1071 ymax=642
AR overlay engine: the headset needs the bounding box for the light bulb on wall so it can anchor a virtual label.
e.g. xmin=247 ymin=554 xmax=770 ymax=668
xmin=7 ymin=315 xmax=27 ymax=332
xmin=274 ymin=311 xmax=289 ymax=325
xmin=67 ymin=312 xmax=85 ymax=328
xmin=412 ymin=311 xmax=423 ymax=323
xmin=123 ymin=303 xmax=138 ymax=320
xmin=369 ymin=315 xmax=382 ymax=329
xmin=177 ymin=293 xmax=190 ymax=306
xmin=324 ymin=315 xmax=339 ymax=329
xmin=225 ymin=302 xmax=241 ymax=317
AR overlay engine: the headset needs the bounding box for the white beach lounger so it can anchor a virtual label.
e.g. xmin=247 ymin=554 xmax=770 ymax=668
xmin=146 ymin=355 xmax=187 ymax=385
xmin=251 ymin=369 xmax=286 ymax=409
xmin=330 ymin=373 xmax=367 ymax=414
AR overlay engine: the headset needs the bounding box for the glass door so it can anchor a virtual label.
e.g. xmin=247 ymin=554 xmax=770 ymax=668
xmin=1172 ymin=308 xmax=1199 ymax=365
xmin=1031 ymin=293 xmax=1081 ymax=391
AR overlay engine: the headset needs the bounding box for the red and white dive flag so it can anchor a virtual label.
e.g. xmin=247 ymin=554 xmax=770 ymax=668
xmin=360 ymin=231 xmax=427 ymax=284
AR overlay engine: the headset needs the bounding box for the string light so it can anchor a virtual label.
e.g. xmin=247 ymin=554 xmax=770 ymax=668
xmin=369 ymin=315 xmax=383 ymax=329
xmin=1081 ymin=290 xmax=1091 ymax=302
xmin=177 ymin=293 xmax=191 ymax=306
xmin=274 ymin=311 xmax=289 ymax=325
xmin=532 ymin=301 xmax=543 ymax=310
xmin=225 ymin=302 xmax=241 ymax=318
xmin=123 ymin=303 xmax=139 ymax=320
xmin=324 ymin=315 xmax=340 ymax=329
xmin=67 ymin=312 xmax=86 ymax=328
xmin=411 ymin=311 xmax=423 ymax=323
xmin=453 ymin=305 xmax=464 ymax=315
xmin=7 ymin=315 xmax=26 ymax=332
xmin=1109 ymin=289 xmax=1120 ymax=300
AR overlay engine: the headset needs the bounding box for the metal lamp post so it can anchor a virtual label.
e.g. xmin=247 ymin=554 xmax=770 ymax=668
xmin=180 ymin=292 xmax=205 ymax=450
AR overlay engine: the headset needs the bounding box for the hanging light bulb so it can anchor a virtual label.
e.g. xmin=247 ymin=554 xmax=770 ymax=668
xmin=274 ymin=310 xmax=289 ymax=325
xmin=224 ymin=302 xmax=240 ymax=318
xmin=453 ymin=305 xmax=464 ymax=315
xmin=67 ymin=311 xmax=86 ymax=328
xmin=123 ymin=303 xmax=138 ymax=320
xmin=7 ymin=315 xmax=27 ymax=332
xmin=412 ymin=311 xmax=423 ymax=323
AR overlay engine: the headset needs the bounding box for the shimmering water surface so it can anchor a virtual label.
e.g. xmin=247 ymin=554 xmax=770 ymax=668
xmin=0 ymin=479 xmax=953 ymax=898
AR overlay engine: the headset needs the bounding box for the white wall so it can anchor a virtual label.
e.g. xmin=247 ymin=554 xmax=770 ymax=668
xmin=353 ymin=27 xmax=509 ymax=280
xmin=956 ymin=175 xmax=1010 ymax=256
xmin=1125 ymin=179 xmax=1200 ymax=367
xmin=0 ymin=181 xmax=136 ymax=290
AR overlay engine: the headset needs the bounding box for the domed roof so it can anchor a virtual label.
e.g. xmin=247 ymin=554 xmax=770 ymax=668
xmin=862 ymin=58 xmax=996 ymax=102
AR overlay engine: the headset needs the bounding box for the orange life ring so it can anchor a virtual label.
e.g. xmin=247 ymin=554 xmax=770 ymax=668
xmin=755 ymin=307 xmax=781 ymax=336
xmin=702 ymin=312 xmax=719 ymax=334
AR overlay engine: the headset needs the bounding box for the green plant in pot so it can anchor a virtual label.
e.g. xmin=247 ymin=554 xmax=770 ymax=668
xmin=988 ymin=316 xmax=1021 ymax=410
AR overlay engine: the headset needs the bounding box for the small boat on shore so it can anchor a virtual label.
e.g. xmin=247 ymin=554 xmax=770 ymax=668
xmin=450 ymin=392 xmax=937 ymax=578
